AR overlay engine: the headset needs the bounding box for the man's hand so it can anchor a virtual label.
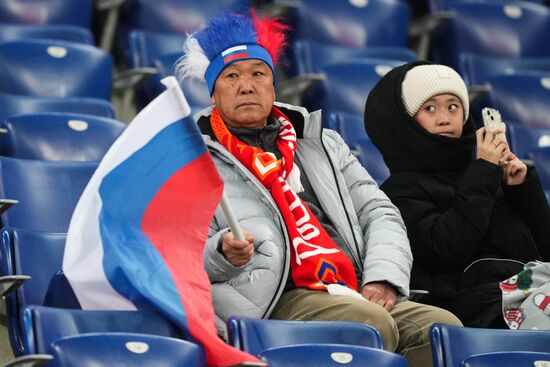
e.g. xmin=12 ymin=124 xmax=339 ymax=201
xmin=361 ymin=282 xmax=397 ymax=311
xmin=220 ymin=230 xmax=254 ymax=267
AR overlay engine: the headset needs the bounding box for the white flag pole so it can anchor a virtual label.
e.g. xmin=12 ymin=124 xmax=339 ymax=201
xmin=161 ymin=76 xmax=244 ymax=241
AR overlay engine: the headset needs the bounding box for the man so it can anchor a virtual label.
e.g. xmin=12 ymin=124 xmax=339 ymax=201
xmin=176 ymin=11 xmax=461 ymax=367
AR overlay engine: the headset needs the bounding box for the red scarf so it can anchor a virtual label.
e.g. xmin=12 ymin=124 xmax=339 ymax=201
xmin=210 ymin=107 xmax=357 ymax=291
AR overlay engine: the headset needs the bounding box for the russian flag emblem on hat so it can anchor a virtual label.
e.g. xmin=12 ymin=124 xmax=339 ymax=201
xmin=222 ymin=45 xmax=249 ymax=64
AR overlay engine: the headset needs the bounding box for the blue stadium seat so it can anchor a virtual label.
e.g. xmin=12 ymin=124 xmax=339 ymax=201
xmin=227 ymin=316 xmax=383 ymax=356
xmin=325 ymin=111 xmax=369 ymax=149
xmin=21 ymin=305 xmax=181 ymax=355
xmin=0 ymin=0 xmax=93 ymax=28
xmin=126 ymin=29 xmax=186 ymax=69
xmin=428 ymin=2 xmax=550 ymax=70
xmin=108 ymin=0 xmax=252 ymax=57
xmin=259 ymin=344 xmax=407 ymax=367
xmin=457 ymin=52 xmax=550 ymax=86
xmin=0 ymin=228 xmax=67 ymax=355
xmin=505 ymin=124 xmax=550 ymax=160
xmin=289 ymin=39 xmax=417 ymax=77
xmin=0 ymin=23 xmax=94 ymax=44
xmin=302 ymin=60 xmax=405 ymax=115
xmin=428 ymin=0 xmax=547 ymax=13
xmin=0 ymin=113 xmax=126 ymax=161
xmin=483 ymin=73 xmax=550 ymax=129
xmin=156 ymin=53 xmax=211 ymax=115
xmin=356 ymin=138 xmax=390 ymax=185
xmin=531 ymin=148 xmax=550 ymax=193
xmin=271 ymin=0 xmax=410 ymax=48
xmin=0 ymin=40 xmax=113 ymax=100
xmin=460 ymin=351 xmax=550 ymax=367
xmin=0 ymin=157 xmax=97 ymax=232
xmin=0 ymin=93 xmax=116 ymax=123
xmin=47 ymin=333 xmax=204 ymax=367
xmin=430 ymin=323 xmax=550 ymax=367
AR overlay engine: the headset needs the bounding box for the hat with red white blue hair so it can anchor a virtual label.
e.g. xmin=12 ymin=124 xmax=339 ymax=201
xmin=176 ymin=11 xmax=288 ymax=95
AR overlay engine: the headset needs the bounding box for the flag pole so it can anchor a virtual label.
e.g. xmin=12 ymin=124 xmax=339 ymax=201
xmin=161 ymin=77 xmax=245 ymax=241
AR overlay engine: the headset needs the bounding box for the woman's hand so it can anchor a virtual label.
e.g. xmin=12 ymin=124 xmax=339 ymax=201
xmin=502 ymin=151 xmax=527 ymax=185
xmin=476 ymin=127 xmax=508 ymax=165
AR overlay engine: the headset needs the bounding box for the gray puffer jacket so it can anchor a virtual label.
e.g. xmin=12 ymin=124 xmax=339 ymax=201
xmin=197 ymin=102 xmax=412 ymax=335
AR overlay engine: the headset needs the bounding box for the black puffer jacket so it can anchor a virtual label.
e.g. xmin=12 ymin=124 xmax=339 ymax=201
xmin=364 ymin=61 xmax=550 ymax=327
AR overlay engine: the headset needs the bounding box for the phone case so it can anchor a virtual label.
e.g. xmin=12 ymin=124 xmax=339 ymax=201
xmin=482 ymin=107 xmax=507 ymax=142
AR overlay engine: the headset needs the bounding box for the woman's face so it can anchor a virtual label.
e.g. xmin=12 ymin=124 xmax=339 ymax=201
xmin=413 ymin=94 xmax=465 ymax=138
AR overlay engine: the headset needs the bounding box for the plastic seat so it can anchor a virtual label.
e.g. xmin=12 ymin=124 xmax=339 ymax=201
xmin=273 ymin=0 xmax=410 ymax=48
xmin=505 ymin=124 xmax=550 ymax=160
xmin=356 ymin=138 xmax=390 ymax=185
xmin=0 ymin=157 xmax=98 ymax=232
xmin=290 ymin=39 xmax=417 ymax=77
xmin=483 ymin=73 xmax=550 ymax=129
xmin=259 ymin=344 xmax=407 ymax=367
xmin=47 ymin=333 xmax=204 ymax=367
xmin=0 ymin=40 xmax=113 ymax=100
xmin=0 ymin=228 xmax=67 ymax=355
xmin=302 ymin=60 xmax=405 ymax=115
xmin=0 ymin=93 xmax=116 ymax=123
xmin=227 ymin=316 xmax=383 ymax=356
xmin=460 ymin=351 xmax=550 ymax=367
xmin=0 ymin=23 xmax=94 ymax=44
xmin=0 ymin=0 xmax=93 ymax=28
xmin=430 ymin=323 xmax=550 ymax=367
xmin=428 ymin=2 xmax=550 ymax=70
xmin=0 ymin=113 xmax=126 ymax=161
xmin=531 ymin=148 xmax=550 ymax=192
xmin=457 ymin=52 xmax=550 ymax=86
xmin=21 ymin=305 xmax=181 ymax=355
xmin=429 ymin=0 xmax=546 ymax=13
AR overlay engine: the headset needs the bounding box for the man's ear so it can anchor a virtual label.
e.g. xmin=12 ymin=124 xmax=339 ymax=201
xmin=211 ymin=95 xmax=216 ymax=105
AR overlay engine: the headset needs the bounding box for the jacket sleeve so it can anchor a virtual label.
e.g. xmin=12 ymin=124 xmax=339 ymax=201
xmin=324 ymin=130 xmax=412 ymax=297
xmin=503 ymin=167 xmax=550 ymax=261
xmin=384 ymin=159 xmax=503 ymax=272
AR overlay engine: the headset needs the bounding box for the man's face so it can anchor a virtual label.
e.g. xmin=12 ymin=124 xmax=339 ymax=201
xmin=211 ymin=59 xmax=275 ymax=128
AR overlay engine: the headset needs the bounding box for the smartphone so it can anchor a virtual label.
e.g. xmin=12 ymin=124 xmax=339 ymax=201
xmin=482 ymin=107 xmax=507 ymax=142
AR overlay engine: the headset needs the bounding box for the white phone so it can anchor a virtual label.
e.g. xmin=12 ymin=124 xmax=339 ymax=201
xmin=482 ymin=107 xmax=507 ymax=142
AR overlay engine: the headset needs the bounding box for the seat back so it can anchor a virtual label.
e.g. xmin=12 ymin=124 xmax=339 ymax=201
xmin=227 ymin=316 xmax=383 ymax=356
xmin=430 ymin=323 xmax=550 ymax=367
xmin=431 ymin=2 xmax=550 ymax=69
xmin=0 ymin=0 xmax=93 ymax=28
xmin=0 ymin=113 xmax=125 ymax=161
xmin=0 ymin=23 xmax=94 ymax=44
xmin=485 ymin=73 xmax=550 ymax=129
xmin=290 ymin=39 xmax=416 ymax=77
xmin=1 ymin=228 xmax=67 ymax=355
xmin=0 ymin=93 xmax=116 ymax=123
xmin=357 ymin=138 xmax=390 ymax=185
xmin=281 ymin=0 xmax=409 ymax=49
xmin=0 ymin=40 xmax=112 ymax=100
xmin=22 ymin=305 xmax=181 ymax=354
xmin=531 ymin=148 xmax=550 ymax=192
xmin=126 ymin=29 xmax=186 ymax=68
xmin=506 ymin=124 xmax=550 ymax=160
xmin=119 ymin=0 xmax=252 ymax=34
xmin=48 ymin=333 xmax=204 ymax=367
xmin=0 ymin=157 xmax=97 ymax=232
xmin=457 ymin=52 xmax=550 ymax=86
xmin=259 ymin=344 xmax=407 ymax=367
xmin=460 ymin=351 xmax=550 ymax=367
xmin=303 ymin=60 xmax=404 ymax=115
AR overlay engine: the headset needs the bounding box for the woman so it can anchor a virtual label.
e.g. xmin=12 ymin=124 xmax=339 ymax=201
xmin=364 ymin=61 xmax=550 ymax=328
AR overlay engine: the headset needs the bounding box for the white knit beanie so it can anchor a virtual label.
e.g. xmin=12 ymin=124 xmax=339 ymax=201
xmin=401 ymin=64 xmax=469 ymax=123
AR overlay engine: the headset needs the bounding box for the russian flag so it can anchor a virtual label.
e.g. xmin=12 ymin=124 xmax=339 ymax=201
xmin=222 ymin=45 xmax=249 ymax=64
xmin=63 ymin=77 xmax=260 ymax=366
